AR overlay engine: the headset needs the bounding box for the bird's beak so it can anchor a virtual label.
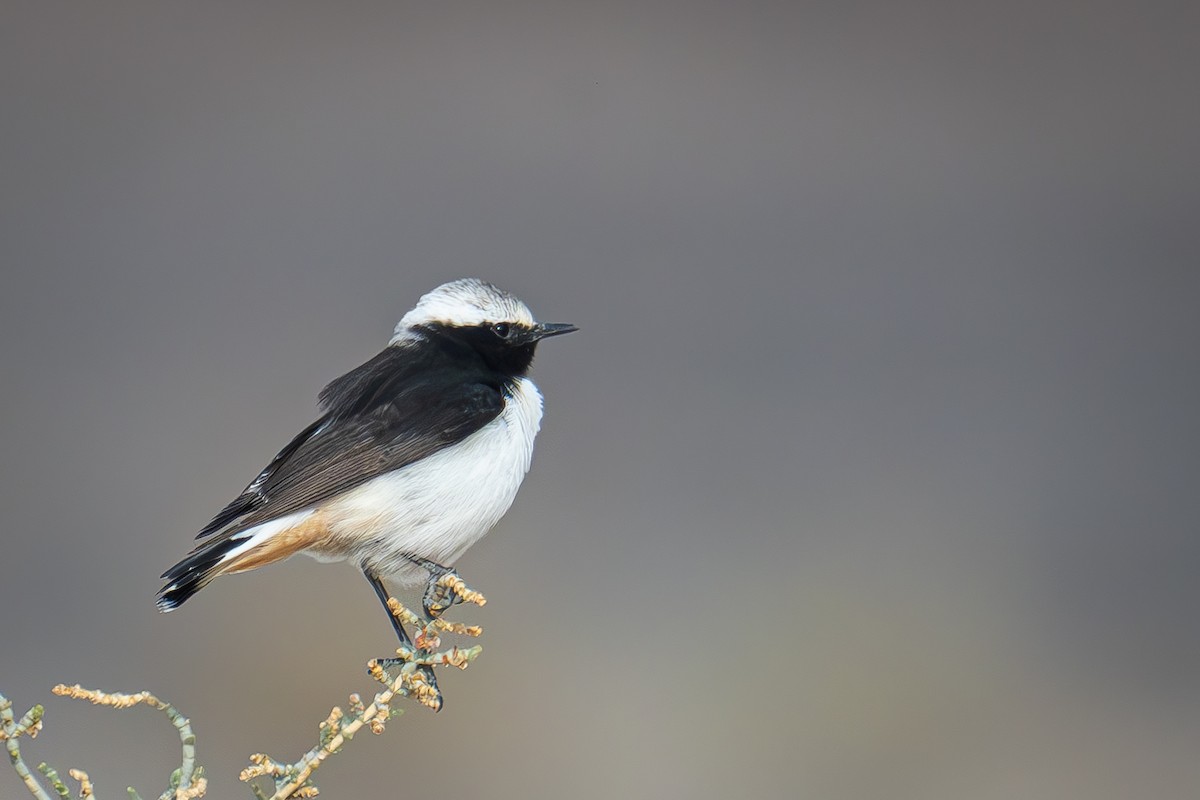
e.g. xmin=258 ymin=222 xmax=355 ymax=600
xmin=533 ymin=322 xmax=579 ymax=340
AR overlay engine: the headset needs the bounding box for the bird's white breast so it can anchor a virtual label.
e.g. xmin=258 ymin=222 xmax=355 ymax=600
xmin=317 ymin=376 xmax=544 ymax=585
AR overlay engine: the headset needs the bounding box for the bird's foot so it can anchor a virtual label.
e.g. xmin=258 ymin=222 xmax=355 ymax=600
xmin=406 ymin=558 xmax=469 ymax=619
xmin=369 ymin=651 xmax=444 ymax=712
xmin=366 ymin=566 xmax=485 ymax=714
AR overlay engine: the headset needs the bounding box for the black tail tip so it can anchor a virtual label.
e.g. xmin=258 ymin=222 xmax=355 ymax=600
xmin=156 ymin=577 xmax=204 ymax=612
xmin=156 ymin=589 xmax=183 ymax=612
xmin=158 ymin=540 xmax=236 ymax=611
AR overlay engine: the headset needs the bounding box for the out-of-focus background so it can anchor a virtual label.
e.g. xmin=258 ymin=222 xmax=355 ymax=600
xmin=2 ymin=2 xmax=1197 ymax=797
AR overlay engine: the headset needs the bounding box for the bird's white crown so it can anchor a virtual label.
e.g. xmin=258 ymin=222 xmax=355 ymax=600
xmin=391 ymin=279 xmax=536 ymax=344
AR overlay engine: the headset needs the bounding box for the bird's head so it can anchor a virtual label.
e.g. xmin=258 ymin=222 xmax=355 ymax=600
xmin=391 ymin=278 xmax=576 ymax=375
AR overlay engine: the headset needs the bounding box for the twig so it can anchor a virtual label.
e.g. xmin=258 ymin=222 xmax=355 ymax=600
xmin=50 ymin=686 xmax=203 ymax=800
xmin=1 ymin=694 xmax=51 ymax=800
xmin=35 ymin=763 xmax=70 ymax=799
xmin=4 ymin=573 xmax=488 ymax=800
xmin=242 ymin=578 xmax=486 ymax=799
xmin=68 ymin=768 xmax=94 ymax=798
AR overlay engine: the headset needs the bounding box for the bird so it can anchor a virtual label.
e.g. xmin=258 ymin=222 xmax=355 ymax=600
xmin=158 ymin=278 xmax=575 ymax=703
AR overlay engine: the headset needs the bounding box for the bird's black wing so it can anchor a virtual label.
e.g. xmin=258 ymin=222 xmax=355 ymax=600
xmin=194 ymin=344 xmax=503 ymax=542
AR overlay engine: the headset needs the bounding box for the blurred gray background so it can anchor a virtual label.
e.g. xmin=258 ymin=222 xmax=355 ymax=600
xmin=2 ymin=1 xmax=1197 ymax=798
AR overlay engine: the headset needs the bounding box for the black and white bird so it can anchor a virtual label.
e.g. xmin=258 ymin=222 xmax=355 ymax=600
xmin=158 ymin=279 xmax=575 ymax=666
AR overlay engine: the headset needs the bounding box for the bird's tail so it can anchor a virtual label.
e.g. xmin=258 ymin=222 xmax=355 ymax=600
xmin=157 ymin=537 xmax=245 ymax=611
xmin=158 ymin=511 xmax=322 ymax=611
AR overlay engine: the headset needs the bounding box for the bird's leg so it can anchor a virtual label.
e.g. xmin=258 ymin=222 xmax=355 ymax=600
xmin=406 ymin=556 xmax=465 ymax=619
xmin=364 ymin=569 xmax=442 ymax=711
xmin=366 ymin=570 xmax=414 ymax=648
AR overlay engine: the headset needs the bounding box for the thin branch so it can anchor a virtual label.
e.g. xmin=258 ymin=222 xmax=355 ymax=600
xmin=1 ymin=694 xmax=52 ymax=800
xmin=4 ymin=572 xmax=488 ymax=800
xmin=68 ymin=768 xmax=94 ymax=799
xmin=242 ymin=574 xmax=486 ymax=800
xmin=35 ymin=763 xmax=70 ymax=799
xmin=50 ymin=686 xmax=203 ymax=800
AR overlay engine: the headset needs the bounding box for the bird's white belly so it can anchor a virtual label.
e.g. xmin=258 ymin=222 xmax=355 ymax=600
xmin=316 ymin=377 xmax=543 ymax=585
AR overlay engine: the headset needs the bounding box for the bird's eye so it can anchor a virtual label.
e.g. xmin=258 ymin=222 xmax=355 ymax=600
xmin=492 ymin=323 xmax=511 ymax=339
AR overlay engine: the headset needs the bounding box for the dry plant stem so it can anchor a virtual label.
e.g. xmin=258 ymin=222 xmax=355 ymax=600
xmin=68 ymin=768 xmax=94 ymax=798
xmin=5 ymin=577 xmax=487 ymax=800
xmin=256 ymin=671 xmax=407 ymax=799
xmin=36 ymin=763 xmax=71 ymax=800
xmin=1 ymin=694 xmax=52 ymax=800
xmin=255 ymin=646 xmax=481 ymax=800
xmin=436 ymin=572 xmax=487 ymax=608
xmin=50 ymin=686 xmax=201 ymax=800
xmin=243 ymin=584 xmax=486 ymax=800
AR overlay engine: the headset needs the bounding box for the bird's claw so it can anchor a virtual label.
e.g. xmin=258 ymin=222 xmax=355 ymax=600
xmin=370 ymin=656 xmax=443 ymax=712
xmin=423 ymin=579 xmax=465 ymax=619
xmin=406 ymin=557 xmax=465 ymax=619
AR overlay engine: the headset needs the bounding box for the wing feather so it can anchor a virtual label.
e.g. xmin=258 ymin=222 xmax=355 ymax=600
xmin=193 ymin=343 xmax=503 ymax=544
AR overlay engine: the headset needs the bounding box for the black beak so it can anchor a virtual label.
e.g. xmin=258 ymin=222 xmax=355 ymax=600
xmin=533 ymin=322 xmax=579 ymax=340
